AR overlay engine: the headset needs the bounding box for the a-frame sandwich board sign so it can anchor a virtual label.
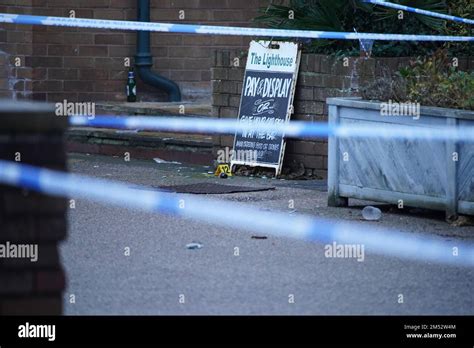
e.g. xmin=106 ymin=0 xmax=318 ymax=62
xmin=231 ymin=40 xmax=301 ymax=176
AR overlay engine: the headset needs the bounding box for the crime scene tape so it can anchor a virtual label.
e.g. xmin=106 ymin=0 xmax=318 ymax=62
xmin=362 ymin=0 xmax=474 ymax=25
xmin=70 ymin=116 xmax=474 ymax=142
xmin=0 ymin=13 xmax=473 ymax=42
xmin=0 ymin=159 xmax=472 ymax=267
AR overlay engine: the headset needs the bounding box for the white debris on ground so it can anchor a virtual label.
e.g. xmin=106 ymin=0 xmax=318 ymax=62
xmin=186 ymin=242 xmax=203 ymax=250
xmin=153 ymin=157 xmax=182 ymax=165
xmin=362 ymin=206 xmax=382 ymax=221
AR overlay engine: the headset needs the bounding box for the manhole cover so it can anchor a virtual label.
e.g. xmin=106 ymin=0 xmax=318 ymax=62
xmin=156 ymin=182 xmax=275 ymax=194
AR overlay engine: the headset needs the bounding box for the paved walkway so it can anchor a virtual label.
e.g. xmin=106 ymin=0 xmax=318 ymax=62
xmin=62 ymin=154 xmax=474 ymax=315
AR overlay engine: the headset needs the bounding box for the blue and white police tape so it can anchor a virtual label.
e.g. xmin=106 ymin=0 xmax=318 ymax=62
xmin=0 ymin=159 xmax=472 ymax=267
xmin=362 ymin=0 xmax=474 ymax=25
xmin=0 ymin=13 xmax=473 ymax=42
xmin=70 ymin=115 xmax=474 ymax=143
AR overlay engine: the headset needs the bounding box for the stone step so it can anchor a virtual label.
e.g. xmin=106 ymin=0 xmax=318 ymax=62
xmin=67 ymin=127 xmax=214 ymax=165
xmin=67 ymin=102 xmax=214 ymax=165
xmin=95 ymin=101 xmax=212 ymax=117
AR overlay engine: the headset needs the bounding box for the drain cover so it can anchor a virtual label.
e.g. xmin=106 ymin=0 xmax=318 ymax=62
xmin=156 ymin=182 xmax=275 ymax=194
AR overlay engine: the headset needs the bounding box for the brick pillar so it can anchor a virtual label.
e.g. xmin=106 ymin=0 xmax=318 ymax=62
xmin=0 ymin=100 xmax=68 ymax=315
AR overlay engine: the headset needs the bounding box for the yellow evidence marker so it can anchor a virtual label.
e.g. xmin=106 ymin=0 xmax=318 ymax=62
xmin=214 ymin=163 xmax=232 ymax=177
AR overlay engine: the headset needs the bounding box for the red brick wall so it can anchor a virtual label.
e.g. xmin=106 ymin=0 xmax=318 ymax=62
xmin=0 ymin=48 xmax=13 ymax=99
xmin=0 ymin=0 xmax=33 ymax=100
xmin=0 ymin=0 xmax=271 ymax=102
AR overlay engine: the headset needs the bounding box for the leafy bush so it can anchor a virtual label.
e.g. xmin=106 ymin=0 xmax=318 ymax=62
xmin=443 ymin=0 xmax=474 ymax=56
xmin=255 ymin=0 xmax=473 ymax=57
xmin=361 ymin=50 xmax=474 ymax=110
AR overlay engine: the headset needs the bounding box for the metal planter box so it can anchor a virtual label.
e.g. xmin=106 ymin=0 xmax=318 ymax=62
xmin=327 ymin=97 xmax=474 ymax=218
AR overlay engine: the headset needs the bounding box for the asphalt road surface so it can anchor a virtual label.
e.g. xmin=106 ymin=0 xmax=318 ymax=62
xmin=62 ymin=154 xmax=474 ymax=315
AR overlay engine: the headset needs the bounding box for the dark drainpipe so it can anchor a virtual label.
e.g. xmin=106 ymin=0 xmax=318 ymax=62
xmin=135 ymin=0 xmax=181 ymax=102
